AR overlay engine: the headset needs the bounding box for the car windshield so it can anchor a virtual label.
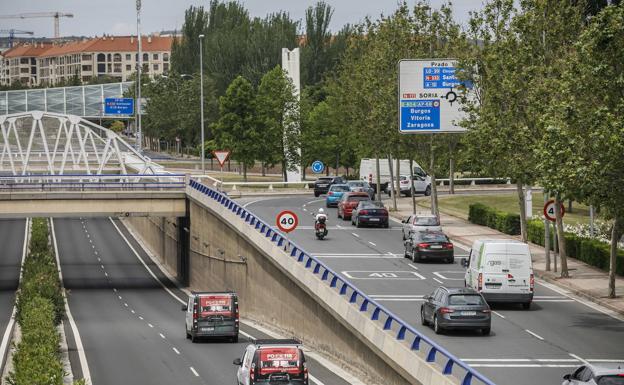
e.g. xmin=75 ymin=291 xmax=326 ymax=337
xmin=416 ymin=232 xmax=448 ymax=243
xmin=349 ymin=182 xmax=365 ymax=187
xmin=348 ymin=196 xmax=369 ymax=202
xmin=317 ymin=178 xmax=332 ymax=182
xmin=360 ymin=201 xmax=383 ymax=209
xmin=330 ymin=185 xmax=350 ymax=192
xmin=448 ymin=295 xmax=485 ymax=306
xmin=598 ymin=376 xmax=624 ymax=385
xmin=414 ymin=217 xmax=439 ymax=226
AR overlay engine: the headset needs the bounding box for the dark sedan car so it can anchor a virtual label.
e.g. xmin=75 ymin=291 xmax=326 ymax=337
xmin=313 ymin=176 xmax=345 ymax=197
xmin=404 ymin=230 xmax=454 ymax=263
xmin=351 ymin=201 xmax=389 ymax=228
xmin=421 ymin=287 xmax=491 ymax=335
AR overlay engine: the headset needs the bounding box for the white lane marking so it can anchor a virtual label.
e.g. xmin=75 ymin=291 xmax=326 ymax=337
xmin=368 ymin=241 xmax=376 ymax=246
xmin=97 ymin=258 xmax=101 ymax=262
xmin=0 ymin=218 xmax=29 ymax=368
xmin=242 ymin=199 xmax=264 ymax=208
xmin=433 ymin=271 xmax=464 ymax=281
xmin=124 ymin=303 xmax=128 ymax=307
xmin=50 ymin=218 xmax=92 ymax=383
xmin=313 ymin=254 xmax=402 ymax=259
xmin=525 ymin=329 xmax=545 ymax=340
xmin=112 ymin=288 xmax=117 ymax=292
xmin=492 ymin=311 xmax=506 ymax=319
xmin=173 ymin=347 xmax=180 ymax=355
xmin=131 ymin=310 xmax=135 ymax=314
xmin=351 ymin=233 xmax=360 ymax=238
xmin=148 ymin=323 xmax=154 ymax=328
xmin=159 ymin=333 xmax=166 ymax=339
xmin=303 ymin=208 xmax=308 ymax=212
xmin=94 ymin=251 xmax=98 ymax=255
xmin=433 ymin=278 xmax=444 ymax=284
xmin=100 ymin=265 xmax=105 ymax=269
xmin=91 ymin=245 xmax=95 ymax=249
xmin=369 ymin=298 xmax=425 ymax=302
xmin=369 ymin=295 xmax=424 ymax=298
xmin=342 ymin=270 xmax=425 ymax=280
xmin=86 ymin=234 xmax=90 ymax=238
xmin=533 ymin=299 xmax=575 ymax=302
xmin=569 ymin=353 xmax=589 ymax=365
xmin=310 ymin=375 xmax=326 ymax=385
xmin=336 ymin=224 xmax=343 ymax=229
xmin=407 ymin=263 xmax=419 ymax=270
xmin=118 ymin=295 xmax=122 ymax=300
xmin=104 ymin=272 xmax=108 ymax=277
xmin=190 ymin=367 xmax=199 ymax=377
xmin=138 ymin=316 xmax=144 ymax=320
xmin=109 ymin=218 xmax=185 ymax=305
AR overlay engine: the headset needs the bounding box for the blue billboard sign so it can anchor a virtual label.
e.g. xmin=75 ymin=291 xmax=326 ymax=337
xmin=400 ymin=100 xmax=440 ymax=132
xmin=422 ymin=67 xmax=464 ymax=89
xmin=104 ymin=98 xmax=134 ymax=115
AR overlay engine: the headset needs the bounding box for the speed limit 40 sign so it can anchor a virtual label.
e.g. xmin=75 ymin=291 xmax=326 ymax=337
xmin=276 ymin=210 xmax=299 ymax=233
xmin=543 ymin=200 xmax=565 ymax=222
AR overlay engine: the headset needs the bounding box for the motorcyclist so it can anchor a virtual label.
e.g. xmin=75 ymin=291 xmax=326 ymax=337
xmin=314 ymin=208 xmax=328 ymax=239
xmin=315 ymin=208 xmax=327 ymax=223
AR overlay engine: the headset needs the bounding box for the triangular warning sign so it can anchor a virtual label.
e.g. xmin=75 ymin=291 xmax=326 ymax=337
xmin=212 ymin=150 xmax=230 ymax=167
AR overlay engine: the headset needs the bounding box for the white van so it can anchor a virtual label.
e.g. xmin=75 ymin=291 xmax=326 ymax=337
xmin=359 ymin=159 xmax=430 ymax=194
xmin=461 ymin=240 xmax=534 ymax=309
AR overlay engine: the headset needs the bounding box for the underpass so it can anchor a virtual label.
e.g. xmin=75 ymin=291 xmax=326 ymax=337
xmin=240 ymin=195 xmax=624 ymax=385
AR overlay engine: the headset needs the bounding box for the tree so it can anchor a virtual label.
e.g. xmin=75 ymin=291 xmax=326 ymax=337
xmin=539 ymin=4 xmax=624 ymax=294
xmin=213 ymin=76 xmax=258 ymax=180
xmin=256 ymin=66 xmax=301 ymax=181
xmin=109 ymin=121 xmax=125 ymax=133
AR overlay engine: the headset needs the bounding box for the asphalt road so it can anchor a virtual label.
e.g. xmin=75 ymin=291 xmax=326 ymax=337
xmin=0 ymin=219 xmax=26 ymax=372
xmin=242 ymin=195 xmax=624 ymax=385
xmin=53 ymin=217 xmax=350 ymax=385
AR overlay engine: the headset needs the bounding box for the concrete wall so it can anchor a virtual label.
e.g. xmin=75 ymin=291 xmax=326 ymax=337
xmin=125 ymin=190 xmax=459 ymax=385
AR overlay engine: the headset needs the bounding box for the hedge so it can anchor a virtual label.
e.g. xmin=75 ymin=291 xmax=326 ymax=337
xmin=469 ymin=204 xmax=623 ymax=276
xmin=8 ymin=218 xmax=66 ymax=385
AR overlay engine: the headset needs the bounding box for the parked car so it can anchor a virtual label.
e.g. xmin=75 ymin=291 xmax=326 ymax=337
xmin=313 ymin=176 xmax=345 ymax=197
xmin=351 ymin=200 xmax=389 ymax=228
xmin=401 ymin=214 xmax=442 ymax=240
xmin=398 ymin=174 xmax=432 ymax=196
xmin=234 ymin=339 xmax=309 ymax=385
xmin=346 ymin=180 xmax=375 ymax=200
xmin=182 ymin=291 xmax=239 ymax=343
xmin=562 ymin=363 xmax=624 ymax=385
xmin=325 ymin=184 xmax=350 ymax=207
xmin=404 ymin=230 xmax=454 ymax=263
xmin=337 ymin=192 xmax=371 ymax=220
xmin=421 ymin=287 xmax=491 ymax=335
xmin=461 ymin=239 xmax=534 ymax=309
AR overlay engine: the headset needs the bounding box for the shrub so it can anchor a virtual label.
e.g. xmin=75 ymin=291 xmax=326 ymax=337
xmin=468 ymin=203 xmax=521 ymax=235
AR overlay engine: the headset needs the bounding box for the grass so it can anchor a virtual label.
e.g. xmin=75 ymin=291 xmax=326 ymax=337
xmin=417 ymin=192 xmax=597 ymax=225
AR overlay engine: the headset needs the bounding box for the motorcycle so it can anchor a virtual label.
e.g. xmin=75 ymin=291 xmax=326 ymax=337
xmin=315 ymin=215 xmax=328 ymax=240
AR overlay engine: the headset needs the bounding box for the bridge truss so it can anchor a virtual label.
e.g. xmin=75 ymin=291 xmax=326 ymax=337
xmin=0 ymin=111 xmax=161 ymax=175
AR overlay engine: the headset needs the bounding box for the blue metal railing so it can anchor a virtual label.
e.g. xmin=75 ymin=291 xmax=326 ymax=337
xmin=188 ymin=179 xmax=497 ymax=385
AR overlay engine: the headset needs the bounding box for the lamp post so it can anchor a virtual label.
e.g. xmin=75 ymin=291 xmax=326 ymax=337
xmin=136 ymin=0 xmax=142 ymax=153
xmin=199 ymin=34 xmax=205 ymax=174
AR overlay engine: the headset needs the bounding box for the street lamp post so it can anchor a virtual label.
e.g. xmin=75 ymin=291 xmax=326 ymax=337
xmin=136 ymin=0 xmax=142 ymax=153
xmin=199 ymin=34 xmax=205 ymax=174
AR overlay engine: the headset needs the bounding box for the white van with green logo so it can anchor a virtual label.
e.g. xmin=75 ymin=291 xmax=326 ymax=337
xmin=462 ymin=240 xmax=534 ymax=309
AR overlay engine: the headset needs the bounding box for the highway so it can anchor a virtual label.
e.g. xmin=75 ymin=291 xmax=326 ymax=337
xmin=53 ymin=217 xmax=350 ymax=385
xmin=0 ymin=219 xmax=26 ymax=372
xmin=243 ymin=195 xmax=624 ymax=385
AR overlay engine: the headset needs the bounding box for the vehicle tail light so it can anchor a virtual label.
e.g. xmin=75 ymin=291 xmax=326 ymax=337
xmin=440 ymin=307 xmax=455 ymax=314
xmin=360 ymin=210 xmax=369 ymax=215
xmin=530 ymin=273 xmax=534 ymax=292
xmin=368 ymin=174 xmax=372 ymax=183
xmin=481 ymin=309 xmax=491 ymax=313
xmin=417 ymin=242 xmax=430 ymax=249
xmin=250 ymin=370 xmax=255 ymax=382
xmin=380 ymin=209 xmax=388 ymax=215
xmin=193 ymin=304 xmax=198 ymax=319
xmin=478 ymin=273 xmax=483 ymax=292
xmin=443 ymin=242 xmax=454 ymax=249
xmin=328 ymin=191 xmax=333 ymax=196
xmin=400 ymin=180 xmax=408 ymax=185
xmin=507 ymin=273 xmax=514 ymax=279
xmin=303 ymin=363 xmax=308 ymax=380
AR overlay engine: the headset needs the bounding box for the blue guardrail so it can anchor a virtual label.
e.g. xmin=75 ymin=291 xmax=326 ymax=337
xmin=189 ymin=179 xmax=497 ymax=385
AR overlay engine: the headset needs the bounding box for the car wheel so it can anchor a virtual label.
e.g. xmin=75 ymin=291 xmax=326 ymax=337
xmin=404 ymin=246 xmax=410 ymax=258
xmin=446 ymin=257 xmax=454 ymax=264
xmin=412 ymin=250 xmax=419 ymax=263
xmin=522 ymin=302 xmax=531 ymax=310
xmin=421 ymin=307 xmax=429 ymax=326
xmin=383 ymin=222 xmax=389 ymax=229
xmin=433 ymin=315 xmax=443 ymax=334
xmin=326 ymin=202 xmax=330 ymax=208
xmin=351 ymin=217 xmax=355 ymax=225
xmin=402 ymin=230 xmax=406 ymax=241
xmin=231 ymin=335 xmax=239 ymax=343
xmin=425 ymin=185 xmax=432 ymax=196
xmin=314 ymin=192 xmax=320 ymax=197
xmin=482 ymin=327 xmax=491 ymax=336
xmin=190 ymin=333 xmax=197 ymax=343
xmin=356 ymin=218 xmax=362 ymax=228
xmin=337 ymin=210 xmax=342 ymax=219
xmin=186 ymin=327 xmax=190 ymax=339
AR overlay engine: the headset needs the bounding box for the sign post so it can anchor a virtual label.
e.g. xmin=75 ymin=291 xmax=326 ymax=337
xmin=212 ymin=150 xmax=230 ymax=174
xmin=311 ymin=160 xmax=325 ymax=174
xmin=398 ymin=59 xmax=470 ymax=134
xmin=276 ymin=210 xmax=298 ymax=233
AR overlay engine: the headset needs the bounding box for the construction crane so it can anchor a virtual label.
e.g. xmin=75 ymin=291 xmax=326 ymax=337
xmin=0 ymin=12 xmax=74 ymax=39
xmin=0 ymin=29 xmax=34 ymax=48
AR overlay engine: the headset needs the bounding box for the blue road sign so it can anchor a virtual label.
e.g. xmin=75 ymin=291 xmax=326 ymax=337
xmin=400 ymin=100 xmax=441 ymax=132
xmin=104 ymin=98 xmax=134 ymax=115
xmin=311 ymin=160 xmax=325 ymax=174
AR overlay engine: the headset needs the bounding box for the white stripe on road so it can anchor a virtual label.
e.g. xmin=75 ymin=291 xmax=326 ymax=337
xmin=173 ymin=347 xmax=180 ymax=355
xmin=352 ymin=233 xmax=360 ymax=238
xmin=569 ymin=353 xmax=589 ymax=365
xmin=368 ymin=241 xmax=376 ymax=246
xmin=492 ymin=311 xmax=506 ymax=319
xmin=525 ymin=329 xmax=545 ymax=340
xmin=369 ymin=295 xmax=424 ymax=298
xmin=159 ymin=333 xmax=166 ymax=339
xmin=190 ymin=367 xmax=199 ymax=377
xmin=433 ymin=278 xmax=444 ymax=284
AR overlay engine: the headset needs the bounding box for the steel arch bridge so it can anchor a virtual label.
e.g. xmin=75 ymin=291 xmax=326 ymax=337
xmin=0 ymin=111 xmax=162 ymax=175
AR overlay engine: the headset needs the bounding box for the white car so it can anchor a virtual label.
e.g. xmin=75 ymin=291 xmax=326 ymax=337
xmin=562 ymin=362 xmax=624 ymax=384
xmin=401 ymin=214 xmax=441 ymax=240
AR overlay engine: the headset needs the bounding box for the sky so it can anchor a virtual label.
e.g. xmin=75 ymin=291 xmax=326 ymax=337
xmin=0 ymin=1 xmax=486 ymax=39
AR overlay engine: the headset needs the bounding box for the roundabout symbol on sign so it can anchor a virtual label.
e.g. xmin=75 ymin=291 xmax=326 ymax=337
xmin=276 ymin=210 xmax=299 ymax=233
xmin=543 ymin=200 xmax=565 ymax=222
xmin=311 ymin=160 xmax=325 ymax=174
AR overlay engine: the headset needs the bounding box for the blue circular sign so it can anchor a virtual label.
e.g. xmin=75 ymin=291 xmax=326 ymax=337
xmin=311 ymin=160 xmax=325 ymax=174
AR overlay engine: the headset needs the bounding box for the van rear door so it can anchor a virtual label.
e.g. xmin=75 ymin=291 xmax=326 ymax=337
xmin=482 ymin=253 xmax=509 ymax=293
xmin=197 ymin=295 xmax=236 ymax=335
xmin=506 ymin=245 xmax=532 ymax=294
xmin=257 ymin=347 xmax=303 ymax=382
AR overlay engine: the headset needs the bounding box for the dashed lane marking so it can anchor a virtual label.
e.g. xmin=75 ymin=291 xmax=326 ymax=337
xmin=492 ymin=311 xmax=506 ymax=319
xmin=173 ymin=347 xmax=180 ymax=355
xmin=159 ymin=333 xmax=165 ymax=339
xmin=148 ymin=323 xmax=154 ymax=328
xmin=525 ymin=329 xmax=545 ymax=340
xmin=368 ymin=241 xmax=376 ymax=246
xmin=433 ymin=278 xmax=444 ymax=284
xmin=190 ymin=367 xmax=199 ymax=377
xmin=351 ymin=233 xmax=360 ymax=238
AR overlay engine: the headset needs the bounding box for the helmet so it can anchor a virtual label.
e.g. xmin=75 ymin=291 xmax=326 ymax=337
xmin=318 ymin=208 xmax=325 ymax=214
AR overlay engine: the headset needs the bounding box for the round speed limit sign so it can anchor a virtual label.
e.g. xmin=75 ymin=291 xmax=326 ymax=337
xmin=276 ymin=210 xmax=299 ymax=233
xmin=543 ymin=200 xmax=565 ymax=222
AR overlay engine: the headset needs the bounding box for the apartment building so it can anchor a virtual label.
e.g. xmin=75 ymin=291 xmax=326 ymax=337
xmin=1 ymin=35 xmax=172 ymax=87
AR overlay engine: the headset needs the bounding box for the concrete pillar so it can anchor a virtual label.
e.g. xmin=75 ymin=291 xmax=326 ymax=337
xmin=177 ymin=198 xmax=190 ymax=286
xmin=281 ymin=48 xmax=302 ymax=183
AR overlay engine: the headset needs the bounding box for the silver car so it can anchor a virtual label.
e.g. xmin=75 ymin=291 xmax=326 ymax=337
xmin=563 ymin=363 xmax=624 ymax=384
xmin=347 ymin=180 xmax=375 ymax=200
xmin=401 ymin=214 xmax=441 ymax=239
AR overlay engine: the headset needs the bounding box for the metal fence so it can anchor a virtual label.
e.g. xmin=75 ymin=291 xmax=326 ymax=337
xmin=0 ymin=173 xmax=185 ymax=192
xmin=188 ymin=179 xmax=496 ymax=385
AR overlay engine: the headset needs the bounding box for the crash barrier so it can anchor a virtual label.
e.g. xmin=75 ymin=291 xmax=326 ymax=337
xmin=188 ymin=179 xmax=496 ymax=385
xmin=0 ymin=174 xmax=186 ymax=192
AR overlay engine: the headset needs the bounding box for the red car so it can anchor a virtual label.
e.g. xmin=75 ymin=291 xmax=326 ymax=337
xmin=337 ymin=192 xmax=371 ymax=220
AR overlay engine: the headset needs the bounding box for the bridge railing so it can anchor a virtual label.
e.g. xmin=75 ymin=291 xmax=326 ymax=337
xmin=0 ymin=174 xmax=186 ymax=192
xmin=188 ymin=179 xmax=496 ymax=385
